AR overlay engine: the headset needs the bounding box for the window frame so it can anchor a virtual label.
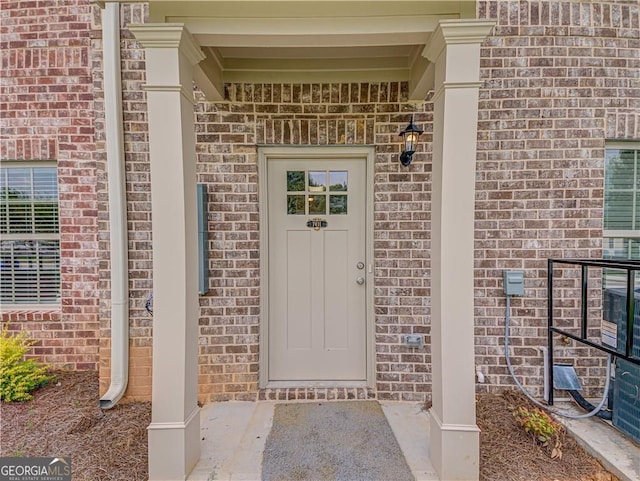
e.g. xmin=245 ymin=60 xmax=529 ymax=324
xmin=1 ymin=161 xmax=61 ymax=308
xmin=603 ymin=141 xmax=640 ymax=245
xmin=603 ymin=142 xmax=640 ymax=288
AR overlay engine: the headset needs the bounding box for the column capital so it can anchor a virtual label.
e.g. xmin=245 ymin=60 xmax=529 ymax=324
xmin=129 ymin=23 xmax=205 ymax=66
xmin=423 ymin=19 xmax=495 ymax=63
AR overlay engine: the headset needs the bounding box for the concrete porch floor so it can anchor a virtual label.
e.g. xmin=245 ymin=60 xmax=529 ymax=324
xmin=187 ymin=401 xmax=438 ymax=481
xmin=186 ymin=400 xmax=640 ymax=481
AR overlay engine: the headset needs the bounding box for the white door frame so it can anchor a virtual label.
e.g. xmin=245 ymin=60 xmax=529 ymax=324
xmin=258 ymin=145 xmax=375 ymax=389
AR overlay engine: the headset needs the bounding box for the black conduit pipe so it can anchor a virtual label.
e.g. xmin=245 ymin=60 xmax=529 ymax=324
xmin=567 ymin=390 xmax=613 ymax=420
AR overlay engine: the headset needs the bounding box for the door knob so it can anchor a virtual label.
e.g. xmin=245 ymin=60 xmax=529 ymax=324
xmin=356 ymin=276 xmax=365 ymax=285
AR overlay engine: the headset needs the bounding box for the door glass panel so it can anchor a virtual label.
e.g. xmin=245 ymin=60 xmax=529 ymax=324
xmin=329 ymin=171 xmax=348 ymax=191
xmin=308 ymin=195 xmax=326 ymax=214
xmin=308 ymin=171 xmax=326 ymax=192
xmin=287 ymin=195 xmax=306 ymax=215
xmin=286 ymin=169 xmax=350 ymax=215
xmin=329 ymin=195 xmax=348 ymax=214
xmin=287 ymin=171 xmax=305 ymax=191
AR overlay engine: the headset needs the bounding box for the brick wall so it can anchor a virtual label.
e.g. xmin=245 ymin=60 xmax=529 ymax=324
xmin=89 ymin=1 xmax=639 ymax=403
xmin=1 ymin=0 xmax=99 ymax=370
xmin=195 ymin=84 xmax=432 ymax=402
xmin=93 ymin=4 xmax=433 ymax=403
xmin=475 ymin=0 xmax=639 ymax=396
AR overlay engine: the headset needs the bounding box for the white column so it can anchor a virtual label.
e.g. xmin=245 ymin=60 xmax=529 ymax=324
xmin=128 ymin=23 xmax=205 ymax=481
xmin=424 ymin=19 xmax=494 ymax=481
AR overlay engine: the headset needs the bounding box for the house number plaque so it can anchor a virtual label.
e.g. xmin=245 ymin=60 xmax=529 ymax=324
xmin=306 ymin=218 xmax=328 ymax=231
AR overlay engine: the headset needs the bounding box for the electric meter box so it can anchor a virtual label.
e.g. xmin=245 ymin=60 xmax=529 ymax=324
xmin=503 ymin=270 xmax=524 ymax=296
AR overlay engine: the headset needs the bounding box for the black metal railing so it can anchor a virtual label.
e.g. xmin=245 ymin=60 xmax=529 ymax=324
xmin=547 ymin=258 xmax=640 ymax=405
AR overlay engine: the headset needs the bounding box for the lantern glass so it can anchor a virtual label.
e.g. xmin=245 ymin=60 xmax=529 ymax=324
xmin=404 ymin=131 xmax=419 ymax=153
xmin=398 ymin=116 xmax=423 ymax=166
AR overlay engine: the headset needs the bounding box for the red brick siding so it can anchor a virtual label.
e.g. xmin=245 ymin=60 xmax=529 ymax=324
xmin=194 ymin=83 xmax=431 ymax=402
xmin=1 ymin=0 xmax=99 ymax=370
xmin=90 ymin=1 xmax=640 ymax=403
xmin=475 ymin=0 xmax=639 ymax=396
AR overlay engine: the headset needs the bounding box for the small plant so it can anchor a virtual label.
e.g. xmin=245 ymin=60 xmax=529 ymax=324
xmin=13 ymin=441 xmax=27 ymax=457
xmin=0 ymin=328 xmax=52 ymax=402
xmin=513 ymin=405 xmax=564 ymax=459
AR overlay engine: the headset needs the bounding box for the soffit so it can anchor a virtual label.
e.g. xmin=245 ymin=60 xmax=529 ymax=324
xmin=143 ymin=0 xmax=477 ymax=97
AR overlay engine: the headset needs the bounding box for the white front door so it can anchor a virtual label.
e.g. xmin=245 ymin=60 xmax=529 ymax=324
xmin=267 ymin=156 xmax=367 ymax=382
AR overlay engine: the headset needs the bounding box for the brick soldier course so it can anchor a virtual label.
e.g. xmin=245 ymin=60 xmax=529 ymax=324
xmin=2 ymin=1 xmax=639 ymax=404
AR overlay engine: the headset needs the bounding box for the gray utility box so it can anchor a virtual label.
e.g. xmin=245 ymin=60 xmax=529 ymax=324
xmin=503 ymin=270 xmax=525 ymax=296
xmin=603 ymin=288 xmax=640 ymax=443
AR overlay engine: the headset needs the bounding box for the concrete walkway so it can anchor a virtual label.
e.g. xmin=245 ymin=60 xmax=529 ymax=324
xmin=187 ymin=401 xmax=437 ymax=481
xmin=554 ymin=402 xmax=640 ymax=481
xmin=187 ymin=399 xmax=640 ymax=481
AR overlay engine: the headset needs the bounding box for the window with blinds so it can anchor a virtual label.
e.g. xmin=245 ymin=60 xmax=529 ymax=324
xmin=0 ymin=164 xmax=60 ymax=305
xmin=603 ymin=143 xmax=640 ymax=288
xmin=604 ymin=147 xmax=640 ymax=232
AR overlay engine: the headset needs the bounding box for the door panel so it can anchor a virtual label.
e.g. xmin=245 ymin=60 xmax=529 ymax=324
xmin=286 ymin=230 xmax=312 ymax=349
xmin=268 ymin=157 xmax=366 ymax=381
xmin=324 ymin=230 xmax=348 ymax=350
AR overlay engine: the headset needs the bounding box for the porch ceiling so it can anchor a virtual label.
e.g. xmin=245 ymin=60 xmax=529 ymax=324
xmin=141 ymin=0 xmax=477 ymax=100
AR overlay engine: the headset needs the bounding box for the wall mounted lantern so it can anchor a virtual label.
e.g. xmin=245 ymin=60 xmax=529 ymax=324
xmin=398 ymin=116 xmax=423 ymax=166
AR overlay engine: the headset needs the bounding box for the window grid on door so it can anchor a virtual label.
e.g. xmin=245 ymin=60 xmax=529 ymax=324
xmin=286 ymin=169 xmax=348 ymax=216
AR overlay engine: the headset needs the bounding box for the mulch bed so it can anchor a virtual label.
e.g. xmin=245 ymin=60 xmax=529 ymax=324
xmin=0 ymin=370 xmax=149 ymax=481
xmin=478 ymin=389 xmax=617 ymax=481
xmin=1 ymin=370 xmax=619 ymax=481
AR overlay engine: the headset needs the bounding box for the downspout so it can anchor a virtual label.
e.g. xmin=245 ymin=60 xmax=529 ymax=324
xmin=99 ymin=1 xmax=129 ymax=409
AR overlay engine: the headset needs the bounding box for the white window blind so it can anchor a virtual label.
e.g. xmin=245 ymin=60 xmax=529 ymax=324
xmin=603 ymin=143 xmax=640 ymax=288
xmin=0 ymin=164 xmax=60 ymax=304
xmin=604 ymin=147 xmax=640 ymax=232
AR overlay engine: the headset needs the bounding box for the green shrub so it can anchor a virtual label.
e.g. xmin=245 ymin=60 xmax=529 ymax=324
xmin=513 ymin=405 xmax=564 ymax=459
xmin=0 ymin=329 xmax=52 ymax=402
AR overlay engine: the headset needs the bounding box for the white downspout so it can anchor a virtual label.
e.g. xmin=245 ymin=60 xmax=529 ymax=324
xmin=99 ymin=1 xmax=129 ymax=409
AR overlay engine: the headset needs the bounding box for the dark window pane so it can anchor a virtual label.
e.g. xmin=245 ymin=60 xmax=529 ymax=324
xmin=287 ymin=195 xmax=306 ymax=215
xmin=0 ymin=166 xmax=59 ymax=305
xmin=287 ymin=171 xmax=305 ymax=192
xmin=0 ymin=205 xmax=7 ymax=235
xmin=1 ymin=166 xmax=59 ymax=235
xmin=0 ymin=239 xmax=60 ymax=304
xmin=0 ymin=168 xmax=6 ymax=199
xmin=309 ymin=195 xmax=326 ymax=214
xmin=604 ymin=191 xmax=634 ymax=230
xmin=329 ymin=195 xmax=348 ymax=214
xmin=34 ymin=203 xmax=59 ymax=233
xmin=7 ymin=202 xmax=32 ymax=233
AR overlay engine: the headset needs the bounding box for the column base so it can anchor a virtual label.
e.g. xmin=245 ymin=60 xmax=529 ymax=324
xmin=429 ymin=410 xmax=480 ymax=481
xmin=148 ymin=406 xmax=201 ymax=480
